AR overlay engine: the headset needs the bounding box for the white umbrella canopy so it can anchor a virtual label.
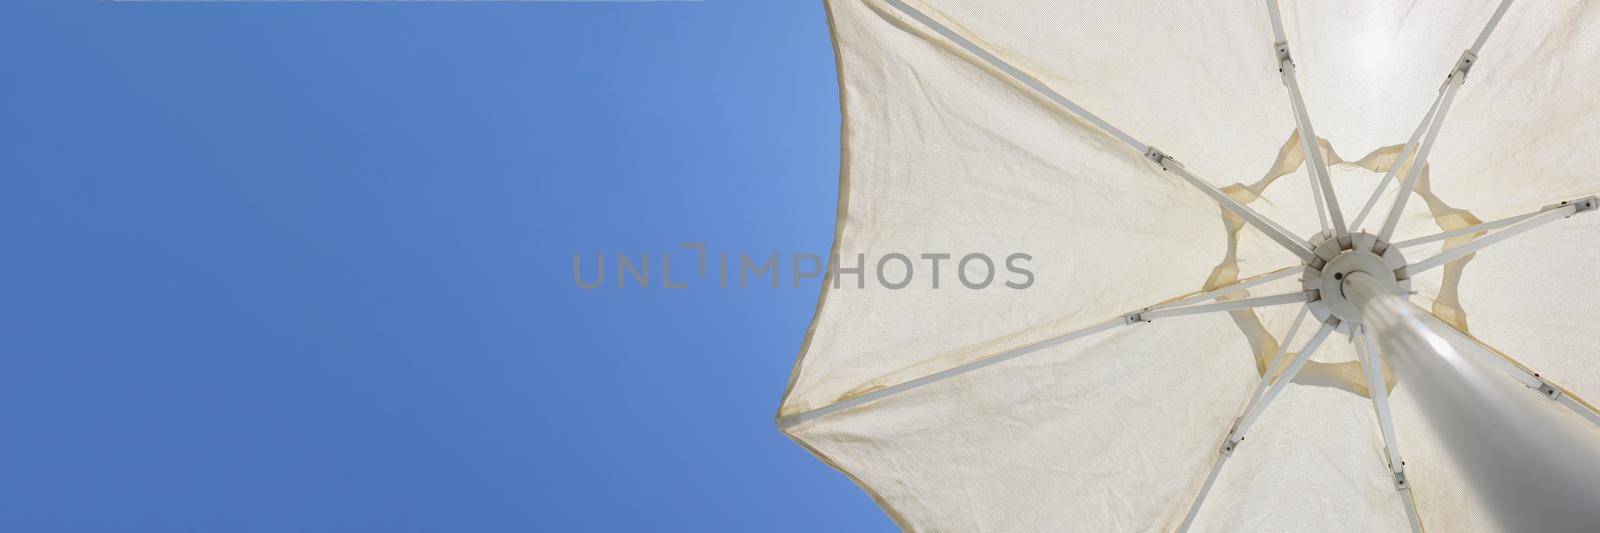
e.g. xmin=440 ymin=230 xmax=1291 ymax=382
xmin=778 ymin=0 xmax=1600 ymax=531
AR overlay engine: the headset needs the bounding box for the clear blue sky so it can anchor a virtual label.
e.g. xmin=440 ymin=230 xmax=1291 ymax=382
xmin=0 ymin=1 xmax=888 ymax=531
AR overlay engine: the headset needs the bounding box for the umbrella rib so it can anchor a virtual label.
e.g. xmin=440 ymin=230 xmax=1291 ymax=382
xmin=1431 ymin=316 xmax=1600 ymax=429
xmin=1397 ymin=196 xmax=1596 ymax=279
xmin=1470 ymin=0 xmax=1518 ymax=56
xmin=1229 ymin=321 xmax=1335 ymax=445
xmin=1356 ymin=329 xmax=1404 ymax=475
xmin=1237 ymin=305 xmax=1308 ymax=438
xmin=1356 ymin=328 xmax=1424 ymax=533
xmin=1148 ymin=266 xmax=1301 ymax=311
xmin=1372 ymin=76 xmax=1464 ymax=249
xmin=1387 ymin=201 xmax=1547 ymax=249
xmin=1372 ymin=0 xmax=1516 ymax=251
xmin=1351 ymin=92 xmax=1443 ymax=231
xmin=1177 ymin=449 xmax=1230 ymax=532
xmin=1266 ymin=0 xmax=1346 ymax=241
xmin=1145 ymin=156 xmax=1317 ymax=263
xmin=777 ymin=314 xmax=1128 ymax=428
xmin=1135 ymin=290 xmax=1311 ymax=322
xmin=879 ymin=0 xmax=1315 ymax=263
xmin=1179 ymin=320 xmax=1338 ymax=532
xmin=778 ymin=265 xmax=1304 ymax=428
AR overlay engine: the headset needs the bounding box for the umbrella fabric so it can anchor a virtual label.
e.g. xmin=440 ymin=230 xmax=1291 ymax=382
xmin=779 ymin=0 xmax=1600 ymax=530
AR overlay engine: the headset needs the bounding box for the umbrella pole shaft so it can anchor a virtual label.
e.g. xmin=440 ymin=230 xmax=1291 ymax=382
xmin=1344 ymin=272 xmax=1600 ymax=531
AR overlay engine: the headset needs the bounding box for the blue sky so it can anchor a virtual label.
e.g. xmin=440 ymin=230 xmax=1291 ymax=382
xmin=0 ymin=1 xmax=888 ymax=531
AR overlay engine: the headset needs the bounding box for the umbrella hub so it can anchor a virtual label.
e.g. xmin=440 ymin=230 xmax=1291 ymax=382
xmin=1303 ymin=232 xmax=1410 ymax=334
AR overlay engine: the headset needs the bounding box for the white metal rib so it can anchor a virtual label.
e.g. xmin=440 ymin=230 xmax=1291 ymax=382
xmin=1289 ymin=82 xmax=1332 ymax=236
xmin=1180 ymin=319 xmax=1336 ymax=532
xmin=1431 ymin=317 xmax=1600 ymax=430
xmin=1557 ymin=394 xmax=1600 ymax=429
xmin=1239 ymin=305 xmax=1309 ymax=421
xmin=1433 ymin=320 xmax=1544 ymax=389
xmin=1149 ymin=266 xmax=1302 ymax=311
xmin=1357 ymin=329 xmax=1404 ymax=474
xmin=1400 ymin=202 xmax=1582 ymax=278
xmin=1357 ymin=329 xmax=1423 ymax=532
xmin=1163 ymin=162 xmax=1317 ymax=262
xmin=1376 ymin=0 xmax=1516 ymax=247
xmin=880 ymin=0 xmax=1315 ymax=263
xmin=1471 ymin=0 xmax=1516 ymax=56
xmin=1395 ymin=471 xmax=1425 ymax=533
xmin=1265 ymin=0 xmax=1288 ymax=42
xmin=1178 ymin=306 xmax=1309 ymax=533
xmin=1232 ymin=321 xmax=1336 ymax=440
xmin=1389 ymin=208 xmax=1543 ymax=249
xmin=1268 ymin=0 xmax=1348 ymax=240
xmin=1139 ymin=291 xmax=1310 ymax=322
xmin=777 ymin=265 xmax=1310 ymax=427
xmin=776 ymin=314 xmax=1128 ymax=428
xmin=1177 ymin=451 xmax=1228 ymax=533
xmin=1351 ymin=92 xmax=1443 ymax=232
xmin=1376 ymin=77 xmax=1462 ymax=247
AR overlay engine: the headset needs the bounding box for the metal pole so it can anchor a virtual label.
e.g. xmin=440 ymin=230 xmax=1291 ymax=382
xmin=1343 ymin=271 xmax=1600 ymax=531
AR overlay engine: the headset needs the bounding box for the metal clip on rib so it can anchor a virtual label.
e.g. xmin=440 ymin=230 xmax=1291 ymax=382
xmin=1547 ymin=196 xmax=1599 ymax=218
xmin=1143 ymin=146 xmax=1175 ymax=170
xmin=1533 ymin=376 xmax=1563 ymax=401
xmin=1220 ymin=425 xmax=1241 ymax=457
xmin=1450 ymin=49 xmax=1478 ymax=81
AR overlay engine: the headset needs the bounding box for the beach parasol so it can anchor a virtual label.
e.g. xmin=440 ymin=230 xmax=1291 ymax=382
xmin=778 ymin=1 xmax=1600 ymax=530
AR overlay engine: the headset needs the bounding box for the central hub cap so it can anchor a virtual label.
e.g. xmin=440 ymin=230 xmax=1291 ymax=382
xmin=1302 ymin=232 xmax=1409 ymax=333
